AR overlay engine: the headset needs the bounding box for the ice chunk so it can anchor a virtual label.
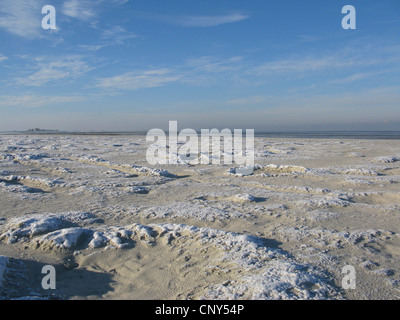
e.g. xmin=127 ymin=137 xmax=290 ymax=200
xmin=37 ymin=227 xmax=90 ymax=250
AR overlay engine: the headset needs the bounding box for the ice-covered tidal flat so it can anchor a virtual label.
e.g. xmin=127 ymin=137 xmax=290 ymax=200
xmin=0 ymin=134 xmax=399 ymax=300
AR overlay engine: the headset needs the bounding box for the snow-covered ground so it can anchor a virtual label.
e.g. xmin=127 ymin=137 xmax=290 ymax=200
xmin=0 ymin=134 xmax=399 ymax=300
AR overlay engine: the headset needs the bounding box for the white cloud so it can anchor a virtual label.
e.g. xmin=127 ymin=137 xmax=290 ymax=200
xmin=0 ymin=54 xmax=8 ymax=62
xmin=95 ymin=69 xmax=181 ymax=90
xmin=223 ymin=86 xmax=400 ymax=117
xmin=178 ymin=13 xmax=249 ymax=27
xmin=135 ymin=11 xmax=249 ymax=28
xmin=62 ymin=0 xmax=96 ymax=21
xmin=110 ymin=0 xmax=129 ymax=4
xmin=226 ymin=95 xmax=268 ymax=105
xmin=16 ymin=56 xmax=93 ymax=87
xmin=0 ymin=0 xmax=43 ymax=38
xmin=77 ymin=25 xmax=137 ymax=52
xmin=330 ymin=68 xmax=398 ymax=84
xmin=330 ymin=72 xmax=374 ymax=84
xmin=78 ymin=44 xmax=107 ymax=52
xmin=253 ymin=55 xmax=355 ymax=74
xmin=297 ymin=35 xmax=319 ymax=42
xmin=101 ymin=25 xmax=137 ymax=44
xmin=0 ymin=94 xmax=86 ymax=108
xmin=253 ymin=44 xmax=400 ymax=76
xmin=94 ymin=56 xmax=244 ymax=91
xmin=185 ymin=56 xmax=243 ymax=73
xmin=62 ymin=0 xmax=129 ymax=21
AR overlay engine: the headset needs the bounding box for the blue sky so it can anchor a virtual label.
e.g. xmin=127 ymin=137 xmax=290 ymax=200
xmin=0 ymin=0 xmax=399 ymax=131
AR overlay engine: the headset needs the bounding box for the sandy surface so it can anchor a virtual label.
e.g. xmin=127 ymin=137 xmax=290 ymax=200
xmin=0 ymin=134 xmax=399 ymax=300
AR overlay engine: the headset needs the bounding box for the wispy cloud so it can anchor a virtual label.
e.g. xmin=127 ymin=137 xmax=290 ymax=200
xmin=0 ymin=54 xmax=8 ymax=62
xmin=224 ymin=86 xmax=400 ymax=114
xmin=93 ymin=55 xmax=246 ymax=90
xmin=0 ymin=94 xmax=87 ymax=108
xmin=109 ymin=0 xmax=130 ymax=4
xmin=62 ymin=0 xmax=130 ymax=21
xmin=252 ymin=43 xmax=400 ymax=78
xmin=297 ymin=35 xmax=319 ymax=42
xmin=178 ymin=13 xmax=249 ymax=27
xmin=253 ymin=55 xmax=356 ymax=74
xmin=16 ymin=56 xmax=93 ymax=87
xmin=62 ymin=0 xmax=96 ymax=21
xmin=185 ymin=56 xmax=243 ymax=73
xmin=100 ymin=25 xmax=137 ymax=44
xmin=78 ymin=25 xmax=137 ymax=52
xmin=226 ymin=95 xmax=268 ymax=105
xmin=78 ymin=44 xmax=108 ymax=52
xmin=0 ymin=0 xmax=43 ymax=38
xmin=95 ymin=68 xmax=181 ymax=90
xmin=134 ymin=11 xmax=249 ymax=27
xmin=178 ymin=55 xmax=248 ymax=86
xmin=330 ymin=72 xmax=374 ymax=84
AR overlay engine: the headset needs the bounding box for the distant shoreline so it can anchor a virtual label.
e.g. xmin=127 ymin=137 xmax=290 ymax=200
xmin=1 ymin=130 xmax=400 ymax=140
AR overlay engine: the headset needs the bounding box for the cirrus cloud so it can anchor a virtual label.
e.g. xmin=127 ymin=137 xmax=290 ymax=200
xmin=0 ymin=0 xmax=44 ymax=39
xmin=95 ymin=68 xmax=181 ymax=90
xmin=15 ymin=55 xmax=93 ymax=87
xmin=178 ymin=13 xmax=249 ymax=27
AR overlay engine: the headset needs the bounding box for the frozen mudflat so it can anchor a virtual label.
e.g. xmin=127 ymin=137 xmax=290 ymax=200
xmin=0 ymin=134 xmax=400 ymax=300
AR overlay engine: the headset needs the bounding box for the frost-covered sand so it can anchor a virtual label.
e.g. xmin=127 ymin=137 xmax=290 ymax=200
xmin=0 ymin=134 xmax=399 ymax=300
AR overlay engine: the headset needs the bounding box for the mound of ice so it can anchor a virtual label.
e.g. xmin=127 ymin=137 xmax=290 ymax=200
xmin=75 ymin=154 xmax=176 ymax=178
xmin=344 ymin=178 xmax=373 ymax=186
xmin=228 ymin=164 xmax=309 ymax=177
xmin=54 ymin=167 xmax=72 ymax=174
xmin=36 ymin=227 xmax=90 ymax=250
xmin=0 ymin=213 xmax=158 ymax=251
xmin=226 ymin=166 xmax=256 ymax=176
xmin=18 ymin=176 xmax=64 ymax=188
xmin=1 ymin=216 xmax=66 ymax=244
xmin=155 ymin=224 xmax=340 ymax=299
xmin=246 ymin=182 xmax=332 ymax=196
xmin=14 ymin=153 xmax=50 ymax=161
xmin=296 ymin=196 xmax=351 ymax=209
xmin=261 ymin=164 xmax=308 ymax=174
xmin=374 ymin=156 xmax=399 ymax=163
xmin=123 ymin=186 xmax=150 ymax=194
xmin=347 ymin=152 xmax=365 ymax=157
xmin=89 ymin=224 xmax=157 ymax=249
xmin=140 ymin=202 xmax=246 ymax=222
xmin=204 ymin=260 xmax=336 ymax=300
xmin=275 ymin=226 xmax=397 ymax=249
xmin=231 ymin=194 xmax=256 ymax=203
xmin=132 ymin=166 xmax=175 ymax=177
xmin=89 ymin=229 xmax=126 ymax=249
xmin=254 ymin=150 xmax=276 ymax=157
xmin=76 ymin=154 xmax=109 ymax=164
xmin=0 ymin=212 xmax=97 ymax=244
xmin=338 ymin=168 xmax=380 ymax=176
xmin=1 ymin=175 xmax=63 ymax=188
xmin=346 ymin=229 xmax=397 ymax=246
xmin=0 ymin=182 xmax=41 ymax=195
xmin=0 ymin=153 xmax=15 ymax=161
xmin=0 ymin=220 xmax=342 ymax=299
